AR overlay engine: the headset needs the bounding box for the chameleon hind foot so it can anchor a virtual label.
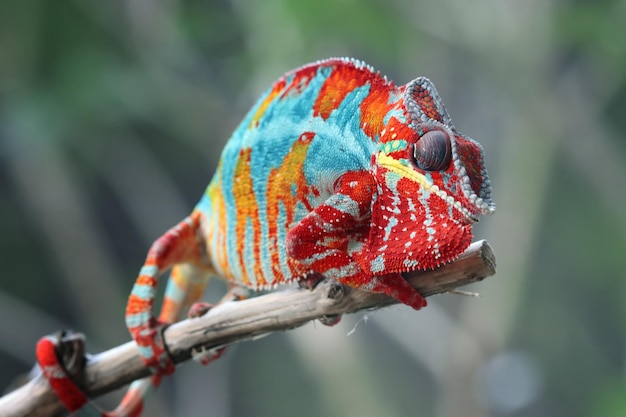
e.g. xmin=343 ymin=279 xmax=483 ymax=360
xmin=188 ymin=301 xmax=213 ymax=319
xmin=187 ymin=302 xmax=227 ymax=365
xmin=191 ymin=345 xmax=227 ymax=365
xmin=187 ymin=286 xmax=247 ymax=365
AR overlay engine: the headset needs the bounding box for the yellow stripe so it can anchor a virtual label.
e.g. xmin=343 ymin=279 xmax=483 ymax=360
xmin=376 ymin=152 xmax=433 ymax=189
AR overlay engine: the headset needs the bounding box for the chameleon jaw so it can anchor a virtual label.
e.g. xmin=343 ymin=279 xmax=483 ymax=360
xmin=376 ymin=152 xmax=482 ymax=223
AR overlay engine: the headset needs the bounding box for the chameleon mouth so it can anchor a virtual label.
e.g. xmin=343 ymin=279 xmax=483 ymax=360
xmin=377 ymin=153 xmax=484 ymax=223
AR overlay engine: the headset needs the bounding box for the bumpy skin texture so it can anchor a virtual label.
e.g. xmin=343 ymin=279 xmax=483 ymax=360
xmin=40 ymin=58 xmax=494 ymax=416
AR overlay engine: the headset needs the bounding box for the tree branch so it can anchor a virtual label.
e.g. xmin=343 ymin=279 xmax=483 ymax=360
xmin=0 ymin=240 xmax=496 ymax=417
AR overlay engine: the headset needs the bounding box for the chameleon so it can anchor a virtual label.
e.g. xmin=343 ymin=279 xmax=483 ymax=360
xmin=37 ymin=57 xmax=494 ymax=416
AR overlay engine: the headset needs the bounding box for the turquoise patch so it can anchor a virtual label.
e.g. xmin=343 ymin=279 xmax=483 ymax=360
xmin=370 ymin=254 xmax=386 ymax=273
xmin=139 ymin=265 xmax=159 ymax=277
xmin=163 ymin=279 xmax=186 ymax=304
xmin=137 ymin=345 xmax=155 ymax=360
xmin=131 ymin=284 xmax=154 ymax=300
xmin=383 ymin=216 xmax=398 ymax=241
xmin=125 ymin=311 xmax=152 ymax=328
xmin=378 ymin=139 xmax=407 ymax=154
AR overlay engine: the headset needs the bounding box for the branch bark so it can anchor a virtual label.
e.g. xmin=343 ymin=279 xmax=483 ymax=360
xmin=0 ymin=240 xmax=496 ymax=417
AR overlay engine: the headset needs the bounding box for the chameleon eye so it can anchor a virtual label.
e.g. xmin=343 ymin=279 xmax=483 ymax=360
xmin=412 ymin=130 xmax=452 ymax=171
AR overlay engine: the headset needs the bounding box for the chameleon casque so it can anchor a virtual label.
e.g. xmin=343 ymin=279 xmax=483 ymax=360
xmin=37 ymin=57 xmax=494 ymax=416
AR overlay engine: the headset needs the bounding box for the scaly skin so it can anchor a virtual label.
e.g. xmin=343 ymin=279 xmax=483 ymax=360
xmin=38 ymin=58 xmax=494 ymax=416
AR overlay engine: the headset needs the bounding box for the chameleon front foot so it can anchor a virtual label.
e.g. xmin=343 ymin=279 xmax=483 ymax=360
xmin=298 ymin=273 xmax=344 ymax=326
xmin=298 ymin=272 xmax=326 ymax=290
xmin=371 ymin=273 xmax=427 ymax=310
xmin=319 ymin=314 xmax=342 ymax=326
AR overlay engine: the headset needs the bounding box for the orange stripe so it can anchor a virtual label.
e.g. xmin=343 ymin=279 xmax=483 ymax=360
xmin=249 ymin=79 xmax=286 ymax=128
xmin=126 ymin=294 xmax=153 ymax=315
xmin=160 ymin=298 xmax=180 ymax=323
xmin=360 ymin=85 xmax=391 ymax=139
xmin=232 ymin=149 xmax=259 ymax=286
xmin=313 ymin=64 xmax=369 ymax=120
xmin=136 ymin=275 xmax=157 ymax=287
xmin=266 ymin=132 xmax=315 ymax=281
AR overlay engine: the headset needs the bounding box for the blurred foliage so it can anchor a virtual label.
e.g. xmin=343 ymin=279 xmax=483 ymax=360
xmin=1 ymin=1 xmax=625 ymax=417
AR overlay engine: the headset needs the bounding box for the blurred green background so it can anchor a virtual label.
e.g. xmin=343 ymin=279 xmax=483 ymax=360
xmin=1 ymin=1 xmax=625 ymax=416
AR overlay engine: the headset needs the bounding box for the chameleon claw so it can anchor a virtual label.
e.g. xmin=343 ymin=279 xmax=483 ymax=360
xmin=191 ymin=345 xmax=227 ymax=366
xmin=319 ymin=314 xmax=342 ymax=326
xmin=298 ymin=272 xmax=327 ymax=290
xmin=188 ymin=302 xmax=213 ymax=319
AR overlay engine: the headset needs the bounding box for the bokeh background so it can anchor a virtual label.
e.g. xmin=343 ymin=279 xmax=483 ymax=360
xmin=1 ymin=1 xmax=625 ymax=416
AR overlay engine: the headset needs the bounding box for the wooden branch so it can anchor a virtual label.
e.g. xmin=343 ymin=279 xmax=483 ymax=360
xmin=0 ymin=240 xmax=496 ymax=417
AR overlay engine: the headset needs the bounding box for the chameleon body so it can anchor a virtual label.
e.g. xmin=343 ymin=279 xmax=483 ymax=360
xmin=196 ymin=57 xmax=494 ymax=295
xmin=38 ymin=58 xmax=494 ymax=416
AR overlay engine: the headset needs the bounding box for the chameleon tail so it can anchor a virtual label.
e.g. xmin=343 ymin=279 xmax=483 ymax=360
xmin=113 ymin=262 xmax=213 ymax=416
xmin=36 ymin=334 xmax=148 ymax=417
xmin=125 ymin=211 xmax=210 ymax=375
xmin=37 ymin=211 xmax=213 ymax=416
xmin=110 ymin=263 xmax=212 ymax=416
xmin=118 ymin=211 xmax=212 ymax=415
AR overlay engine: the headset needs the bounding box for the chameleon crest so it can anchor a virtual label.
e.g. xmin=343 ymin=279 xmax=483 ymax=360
xmin=39 ymin=58 xmax=494 ymax=416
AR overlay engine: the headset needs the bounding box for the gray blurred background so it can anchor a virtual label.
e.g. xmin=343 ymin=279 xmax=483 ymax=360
xmin=1 ymin=1 xmax=625 ymax=416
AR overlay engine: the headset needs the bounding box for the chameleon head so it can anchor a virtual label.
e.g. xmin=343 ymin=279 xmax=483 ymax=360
xmin=368 ymin=77 xmax=495 ymax=271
